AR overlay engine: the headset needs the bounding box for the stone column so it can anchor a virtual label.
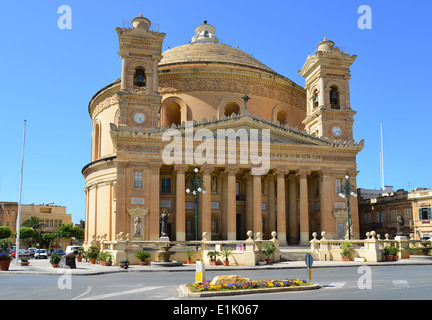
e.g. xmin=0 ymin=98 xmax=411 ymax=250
xmin=297 ymin=169 xmax=311 ymax=245
xmin=243 ymin=172 xmax=253 ymax=233
xmin=225 ymin=166 xmax=239 ymax=240
xmin=274 ymin=169 xmax=289 ymax=244
xmin=174 ymin=164 xmax=188 ymax=241
xmin=149 ymin=163 xmax=161 ymax=240
xmin=288 ymin=174 xmax=297 ymax=243
xmin=120 ymin=53 xmax=128 ymax=92
xmin=348 ymin=171 xmax=360 ymax=239
xmin=114 ymin=161 xmax=127 ymax=238
xmin=267 ymin=173 xmax=276 ymax=237
xmin=153 ymin=58 xmax=159 ymax=94
xmin=201 ymin=165 xmax=214 ymax=240
xmin=253 ymin=173 xmax=262 ymax=238
xmin=320 ymin=169 xmax=334 ymax=239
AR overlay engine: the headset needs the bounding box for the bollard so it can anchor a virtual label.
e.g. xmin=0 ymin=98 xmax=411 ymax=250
xmin=195 ymin=260 xmax=205 ymax=283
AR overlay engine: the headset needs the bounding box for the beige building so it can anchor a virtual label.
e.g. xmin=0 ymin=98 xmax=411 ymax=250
xmin=358 ymin=187 xmax=432 ymax=240
xmin=82 ymin=15 xmax=364 ymax=245
xmin=0 ymin=202 xmax=71 ymax=235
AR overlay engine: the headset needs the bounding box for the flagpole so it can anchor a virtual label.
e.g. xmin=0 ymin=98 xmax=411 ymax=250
xmin=16 ymin=120 xmax=26 ymax=265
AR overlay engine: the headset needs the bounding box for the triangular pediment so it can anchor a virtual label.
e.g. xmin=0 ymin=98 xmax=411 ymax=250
xmin=110 ymin=112 xmax=364 ymax=151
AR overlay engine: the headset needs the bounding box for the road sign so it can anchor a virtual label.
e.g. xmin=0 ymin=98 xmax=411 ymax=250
xmin=305 ymin=253 xmax=313 ymax=268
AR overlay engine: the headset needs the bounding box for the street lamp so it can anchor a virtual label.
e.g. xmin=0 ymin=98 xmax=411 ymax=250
xmin=186 ymin=167 xmax=206 ymax=248
xmin=338 ymin=174 xmax=357 ymax=240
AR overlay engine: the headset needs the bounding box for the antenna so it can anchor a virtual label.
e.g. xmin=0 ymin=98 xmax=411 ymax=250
xmin=380 ymin=122 xmax=385 ymax=190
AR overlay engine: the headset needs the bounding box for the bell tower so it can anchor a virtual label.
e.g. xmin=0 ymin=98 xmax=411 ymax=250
xmin=115 ymin=14 xmax=166 ymax=128
xmin=299 ymin=38 xmax=357 ymax=140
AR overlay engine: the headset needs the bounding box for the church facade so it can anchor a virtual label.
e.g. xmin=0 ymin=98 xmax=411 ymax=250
xmin=82 ymin=15 xmax=364 ymax=245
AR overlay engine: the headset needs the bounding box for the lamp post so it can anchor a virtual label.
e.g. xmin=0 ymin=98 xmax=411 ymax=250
xmin=338 ymin=174 xmax=357 ymax=240
xmin=186 ymin=167 xmax=206 ymax=248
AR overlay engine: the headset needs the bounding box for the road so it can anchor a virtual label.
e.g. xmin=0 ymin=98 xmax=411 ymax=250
xmin=1 ymin=265 xmax=432 ymax=302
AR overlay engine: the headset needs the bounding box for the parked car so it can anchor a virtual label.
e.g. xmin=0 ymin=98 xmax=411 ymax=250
xmin=28 ymin=248 xmax=37 ymax=258
xmin=65 ymin=246 xmax=82 ymax=254
xmin=53 ymin=249 xmax=65 ymax=256
xmin=11 ymin=249 xmax=30 ymax=259
xmin=34 ymin=249 xmax=48 ymax=259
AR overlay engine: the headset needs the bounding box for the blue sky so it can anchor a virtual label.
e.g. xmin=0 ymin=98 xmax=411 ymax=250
xmin=1 ymin=0 xmax=431 ymax=224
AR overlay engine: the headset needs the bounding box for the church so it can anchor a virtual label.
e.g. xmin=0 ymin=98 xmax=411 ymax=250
xmin=81 ymin=14 xmax=364 ymax=246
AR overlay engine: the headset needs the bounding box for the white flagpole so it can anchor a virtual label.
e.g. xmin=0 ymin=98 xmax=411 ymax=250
xmin=380 ymin=122 xmax=384 ymax=191
xmin=15 ymin=120 xmax=26 ymax=264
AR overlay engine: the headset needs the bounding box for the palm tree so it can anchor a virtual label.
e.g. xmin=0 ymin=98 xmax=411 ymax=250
xmin=22 ymin=216 xmax=47 ymax=247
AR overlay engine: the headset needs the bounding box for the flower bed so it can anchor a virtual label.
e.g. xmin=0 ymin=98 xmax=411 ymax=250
xmin=187 ymin=278 xmax=310 ymax=292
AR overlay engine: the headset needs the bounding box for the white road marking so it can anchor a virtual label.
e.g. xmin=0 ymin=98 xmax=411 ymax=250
xmin=76 ymin=286 xmax=165 ymax=300
xmin=322 ymin=282 xmax=347 ymax=289
xmin=392 ymin=280 xmax=409 ymax=288
xmin=71 ymin=287 xmax=92 ymax=300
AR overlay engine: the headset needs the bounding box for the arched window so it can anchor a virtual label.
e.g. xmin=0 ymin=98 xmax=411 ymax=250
xmin=313 ymin=89 xmax=319 ymax=109
xmin=276 ymin=110 xmax=288 ymax=125
xmin=134 ymin=68 xmax=146 ymax=90
xmin=163 ymin=101 xmax=181 ymax=128
xmin=224 ymin=102 xmax=240 ymax=117
xmin=330 ymin=85 xmax=340 ymax=109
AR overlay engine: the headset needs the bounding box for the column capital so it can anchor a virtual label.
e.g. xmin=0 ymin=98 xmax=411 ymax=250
xmin=173 ymin=164 xmax=188 ymax=174
xmin=149 ymin=162 xmax=162 ymax=174
xmin=224 ymin=166 xmax=240 ymax=176
xmin=296 ymin=169 xmax=311 ymax=177
xmin=319 ymin=168 xmax=333 ymax=177
xmin=273 ymin=168 xmax=289 ymax=177
xmin=201 ymin=164 xmax=215 ymax=175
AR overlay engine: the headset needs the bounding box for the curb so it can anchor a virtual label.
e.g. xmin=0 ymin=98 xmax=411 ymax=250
xmin=178 ymin=283 xmax=321 ymax=298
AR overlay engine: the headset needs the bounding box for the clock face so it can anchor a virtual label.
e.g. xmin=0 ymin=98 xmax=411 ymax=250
xmin=133 ymin=112 xmax=146 ymax=124
xmin=332 ymin=126 xmax=342 ymax=137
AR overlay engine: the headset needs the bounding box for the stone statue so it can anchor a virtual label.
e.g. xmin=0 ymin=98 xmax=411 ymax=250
xmin=396 ymin=213 xmax=404 ymax=236
xmin=160 ymin=209 xmax=169 ymax=238
xmin=134 ymin=216 xmax=141 ymax=236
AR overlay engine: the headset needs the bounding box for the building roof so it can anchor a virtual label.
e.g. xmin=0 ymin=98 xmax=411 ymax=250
xmin=159 ymin=22 xmax=277 ymax=74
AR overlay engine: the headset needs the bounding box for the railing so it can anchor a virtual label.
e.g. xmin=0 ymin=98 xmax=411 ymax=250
xmin=310 ymin=231 xmax=432 ymax=262
xmin=85 ymin=231 xmax=280 ymax=266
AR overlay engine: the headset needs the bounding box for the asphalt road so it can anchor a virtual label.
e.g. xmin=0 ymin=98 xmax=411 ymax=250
xmin=1 ymin=265 xmax=432 ymax=302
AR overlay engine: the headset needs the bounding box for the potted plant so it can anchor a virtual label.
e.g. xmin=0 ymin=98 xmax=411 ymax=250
xmin=221 ymin=247 xmax=233 ymax=266
xmin=384 ymin=245 xmax=399 ymax=261
xmin=50 ymin=252 xmax=61 ymax=268
xmin=135 ymin=251 xmax=151 ymax=265
xmin=185 ymin=249 xmax=196 ymax=264
xmin=86 ymin=246 xmax=100 ymax=264
xmin=340 ymin=242 xmax=354 ymax=261
xmin=119 ymin=260 xmax=129 ymax=269
xmin=262 ymin=242 xmax=276 ymax=264
xmin=0 ymin=239 xmax=13 ymax=271
xmin=207 ymin=250 xmax=219 ymax=265
xmin=20 ymin=257 xmax=30 ymax=266
xmin=76 ymin=247 xmax=85 ymax=262
xmin=97 ymin=251 xmax=113 ymax=266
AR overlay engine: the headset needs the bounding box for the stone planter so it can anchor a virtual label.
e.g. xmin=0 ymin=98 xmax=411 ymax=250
xmin=0 ymin=259 xmax=12 ymax=271
xmin=341 ymin=256 xmax=350 ymax=262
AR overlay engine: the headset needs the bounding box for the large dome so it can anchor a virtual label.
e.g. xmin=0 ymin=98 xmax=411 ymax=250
xmin=160 ymin=42 xmax=276 ymax=74
xmin=159 ymin=21 xmax=277 ymax=75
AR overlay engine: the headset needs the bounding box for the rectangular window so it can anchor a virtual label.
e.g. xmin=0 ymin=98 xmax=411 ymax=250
xmin=161 ymin=177 xmax=171 ymax=193
xmin=134 ymin=171 xmax=143 ymax=189
xmin=376 ymin=211 xmax=386 ymax=223
xmin=419 ymin=207 xmax=432 ymax=220
xmin=336 ymin=179 xmax=342 ymax=194
xmin=364 ymin=212 xmax=371 ymax=224
xmin=404 ymin=208 xmax=412 ymax=221
xmin=391 ymin=210 xmax=398 ymax=222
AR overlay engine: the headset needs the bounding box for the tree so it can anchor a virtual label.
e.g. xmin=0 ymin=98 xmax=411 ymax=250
xmin=14 ymin=227 xmax=36 ymax=248
xmin=22 ymin=216 xmax=46 ymax=231
xmin=57 ymin=224 xmax=84 ymax=244
xmin=41 ymin=232 xmax=56 ymax=251
xmin=0 ymin=226 xmax=12 ymax=239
